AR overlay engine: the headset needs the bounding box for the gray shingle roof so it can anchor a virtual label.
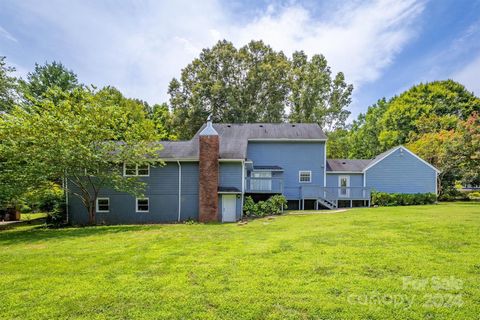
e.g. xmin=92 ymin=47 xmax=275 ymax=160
xmin=253 ymin=165 xmax=284 ymax=171
xmin=158 ymin=123 xmax=326 ymax=160
xmin=326 ymin=159 xmax=372 ymax=172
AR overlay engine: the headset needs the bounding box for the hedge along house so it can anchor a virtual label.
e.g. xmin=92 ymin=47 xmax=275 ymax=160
xmin=68 ymin=119 xmax=440 ymax=224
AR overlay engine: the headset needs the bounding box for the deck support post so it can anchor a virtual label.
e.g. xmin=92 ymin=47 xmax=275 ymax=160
xmin=350 ymin=200 xmax=352 ymax=208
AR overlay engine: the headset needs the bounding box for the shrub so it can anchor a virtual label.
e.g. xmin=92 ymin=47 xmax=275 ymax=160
xmin=468 ymin=191 xmax=480 ymax=200
xmin=243 ymin=195 xmax=287 ymax=217
xmin=23 ymin=182 xmax=64 ymax=212
xmin=46 ymin=201 xmax=66 ymax=227
xmin=371 ymin=192 xmax=437 ymax=207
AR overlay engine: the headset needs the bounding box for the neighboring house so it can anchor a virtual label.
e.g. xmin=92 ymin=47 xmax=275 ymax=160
xmin=68 ymin=119 xmax=439 ymax=224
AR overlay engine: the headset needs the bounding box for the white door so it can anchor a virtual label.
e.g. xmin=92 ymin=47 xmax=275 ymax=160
xmin=222 ymin=195 xmax=237 ymax=222
xmin=339 ymin=175 xmax=350 ymax=197
xmin=251 ymin=171 xmax=272 ymax=191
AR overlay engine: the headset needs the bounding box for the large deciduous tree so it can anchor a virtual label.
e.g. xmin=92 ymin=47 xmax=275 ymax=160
xmin=0 ymin=87 xmax=162 ymax=224
xmin=328 ymin=80 xmax=480 ymax=195
xmin=169 ymin=40 xmax=352 ymax=139
xmin=19 ymin=61 xmax=80 ymax=103
xmin=0 ymin=56 xmax=18 ymax=112
xmin=288 ymin=51 xmax=352 ymax=130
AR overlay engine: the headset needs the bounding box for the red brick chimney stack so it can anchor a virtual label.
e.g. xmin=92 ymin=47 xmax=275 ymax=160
xmin=198 ymin=116 xmax=219 ymax=222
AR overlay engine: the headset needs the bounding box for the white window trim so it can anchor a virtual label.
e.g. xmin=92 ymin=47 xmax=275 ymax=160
xmin=123 ymin=163 xmax=150 ymax=177
xmin=299 ymin=170 xmax=312 ymax=183
xmin=137 ymin=164 xmax=150 ymax=177
xmin=96 ymin=197 xmax=110 ymax=213
xmin=136 ymin=197 xmax=150 ymax=213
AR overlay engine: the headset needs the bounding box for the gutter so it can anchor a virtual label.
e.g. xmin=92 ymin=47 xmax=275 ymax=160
xmin=177 ymin=161 xmax=182 ymax=222
xmin=64 ymin=170 xmax=69 ymax=224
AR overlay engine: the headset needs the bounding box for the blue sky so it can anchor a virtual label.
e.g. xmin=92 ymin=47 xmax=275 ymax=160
xmin=1 ymin=0 xmax=480 ymax=120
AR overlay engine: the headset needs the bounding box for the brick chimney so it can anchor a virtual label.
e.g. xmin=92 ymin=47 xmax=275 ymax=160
xmin=198 ymin=116 xmax=219 ymax=222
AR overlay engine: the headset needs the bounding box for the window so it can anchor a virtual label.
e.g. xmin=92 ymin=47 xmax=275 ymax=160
xmin=136 ymin=198 xmax=149 ymax=212
xmin=124 ymin=163 xmax=150 ymax=177
xmin=251 ymin=171 xmax=272 ymax=191
xmin=299 ymin=171 xmax=312 ymax=183
xmin=96 ymin=197 xmax=110 ymax=213
xmin=137 ymin=165 xmax=150 ymax=176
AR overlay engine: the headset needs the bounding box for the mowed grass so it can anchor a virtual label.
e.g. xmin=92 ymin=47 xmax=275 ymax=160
xmin=1 ymin=203 xmax=479 ymax=319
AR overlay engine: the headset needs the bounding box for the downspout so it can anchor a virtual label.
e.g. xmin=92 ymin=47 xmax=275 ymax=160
xmin=177 ymin=161 xmax=182 ymax=222
xmin=323 ymin=142 xmax=327 ymax=188
xmin=241 ymin=160 xmax=245 ymax=219
xmin=64 ymin=170 xmax=69 ymax=224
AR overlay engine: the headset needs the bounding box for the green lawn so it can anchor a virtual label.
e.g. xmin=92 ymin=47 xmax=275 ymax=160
xmin=1 ymin=203 xmax=479 ymax=319
xmin=20 ymin=212 xmax=48 ymax=221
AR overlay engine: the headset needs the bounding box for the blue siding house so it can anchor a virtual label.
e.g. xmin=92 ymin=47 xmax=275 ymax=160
xmin=68 ymin=119 xmax=439 ymax=224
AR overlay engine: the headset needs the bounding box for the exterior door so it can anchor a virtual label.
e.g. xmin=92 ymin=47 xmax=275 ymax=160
xmin=339 ymin=175 xmax=350 ymax=197
xmin=251 ymin=171 xmax=272 ymax=191
xmin=222 ymin=195 xmax=237 ymax=222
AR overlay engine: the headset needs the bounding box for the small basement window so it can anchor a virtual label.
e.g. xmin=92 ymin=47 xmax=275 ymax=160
xmin=136 ymin=198 xmax=149 ymax=212
xmin=124 ymin=164 xmax=150 ymax=177
xmin=299 ymin=170 xmax=312 ymax=183
xmin=96 ymin=198 xmax=110 ymax=213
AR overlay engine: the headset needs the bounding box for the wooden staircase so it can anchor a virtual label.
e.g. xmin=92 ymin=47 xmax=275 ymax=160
xmin=316 ymin=198 xmax=338 ymax=210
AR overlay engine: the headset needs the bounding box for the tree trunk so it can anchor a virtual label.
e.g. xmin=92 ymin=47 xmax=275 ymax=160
xmin=88 ymin=201 xmax=96 ymax=225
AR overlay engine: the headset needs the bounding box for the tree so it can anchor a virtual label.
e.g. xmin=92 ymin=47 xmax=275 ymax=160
xmin=0 ymin=56 xmax=18 ymax=112
xmin=0 ymin=87 xmax=162 ymax=224
xmin=345 ymin=80 xmax=480 ymax=195
xmin=378 ymin=80 xmax=480 ymax=148
xmin=452 ymin=112 xmax=480 ymax=186
xmin=348 ymin=98 xmax=389 ymax=159
xmin=288 ymin=51 xmax=352 ymax=130
xmin=169 ymin=40 xmax=352 ymax=139
xmin=151 ymin=103 xmax=177 ymax=140
xmin=19 ymin=61 xmax=80 ymax=103
xmin=407 ymin=130 xmax=460 ymax=195
xmin=326 ymin=128 xmax=350 ymax=159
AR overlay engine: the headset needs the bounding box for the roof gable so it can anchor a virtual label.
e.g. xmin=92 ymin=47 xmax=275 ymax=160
xmin=363 ymin=146 xmax=440 ymax=173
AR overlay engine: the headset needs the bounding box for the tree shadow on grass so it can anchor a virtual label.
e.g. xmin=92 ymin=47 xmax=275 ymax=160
xmin=0 ymin=221 xmax=169 ymax=245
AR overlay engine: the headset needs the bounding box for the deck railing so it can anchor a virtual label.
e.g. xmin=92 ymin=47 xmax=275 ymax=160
xmin=301 ymin=185 xmax=371 ymax=200
xmin=245 ymin=177 xmax=284 ymax=193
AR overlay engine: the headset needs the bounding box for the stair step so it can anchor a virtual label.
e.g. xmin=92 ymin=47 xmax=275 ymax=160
xmin=317 ymin=198 xmax=337 ymax=210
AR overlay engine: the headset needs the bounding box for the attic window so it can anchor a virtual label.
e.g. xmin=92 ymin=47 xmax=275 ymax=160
xmin=292 ymin=124 xmax=296 ymax=127
xmin=259 ymin=125 xmax=263 ymax=127
xmin=227 ymin=125 xmax=231 ymax=127
xmin=342 ymin=162 xmax=346 ymax=164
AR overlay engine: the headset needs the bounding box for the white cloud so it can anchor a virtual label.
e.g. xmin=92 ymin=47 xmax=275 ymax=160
xmin=452 ymin=54 xmax=480 ymax=96
xmin=229 ymin=0 xmax=425 ymax=87
xmin=8 ymin=0 xmax=425 ymax=105
xmin=0 ymin=25 xmax=17 ymax=42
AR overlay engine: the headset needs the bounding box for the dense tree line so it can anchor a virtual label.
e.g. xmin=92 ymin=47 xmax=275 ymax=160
xmin=168 ymin=40 xmax=352 ymax=139
xmin=327 ymin=80 xmax=480 ymax=196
